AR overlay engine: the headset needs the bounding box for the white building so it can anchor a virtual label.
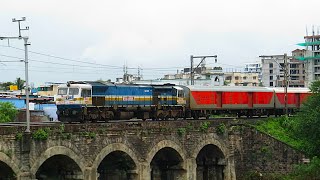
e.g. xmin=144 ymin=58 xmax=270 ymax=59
xmin=244 ymin=62 xmax=262 ymax=73
xmin=260 ymin=52 xmax=305 ymax=87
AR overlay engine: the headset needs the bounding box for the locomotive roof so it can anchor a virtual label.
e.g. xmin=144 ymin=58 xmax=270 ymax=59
xmin=187 ymin=85 xmax=274 ymax=92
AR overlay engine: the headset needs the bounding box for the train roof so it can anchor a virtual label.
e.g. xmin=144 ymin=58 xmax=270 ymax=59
xmin=187 ymin=85 xmax=274 ymax=92
xmin=271 ymin=87 xmax=310 ymax=93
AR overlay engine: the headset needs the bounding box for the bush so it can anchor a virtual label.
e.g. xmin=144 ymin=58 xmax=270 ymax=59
xmin=285 ymin=156 xmax=320 ymax=180
xmin=32 ymin=128 xmax=50 ymax=140
xmin=0 ymin=102 xmax=18 ymax=123
xmin=200 ymin=121 xmax=210 ymax=132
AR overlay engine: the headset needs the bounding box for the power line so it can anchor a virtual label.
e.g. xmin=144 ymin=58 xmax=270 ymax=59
xmin=0 ymin=44 xmax=122 ymax=68
xmin=0 ymin=45 xmax=189 ymax=70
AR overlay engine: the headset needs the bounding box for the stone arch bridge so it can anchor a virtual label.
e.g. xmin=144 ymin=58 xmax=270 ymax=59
xmin=0 ymin=120 xmax=304 ymax=180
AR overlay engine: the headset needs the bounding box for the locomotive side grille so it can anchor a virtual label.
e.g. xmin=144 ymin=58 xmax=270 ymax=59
xmin=92 ymin=96 xmax=105 ymax=106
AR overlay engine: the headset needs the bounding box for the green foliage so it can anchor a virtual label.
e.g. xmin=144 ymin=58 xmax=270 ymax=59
xmin=58 ymin=124 xmax=72 ymax=139
xmin=0 ymin=102 xmax=18 ymax=123
xmin=0 ymin=81 xmax=14 ymax=90
xmin=15 ymin=133 xmax=23 ymax=140
xmin=291 ymin=80 xmax=320 ymax=156
xmin=200 ymin=121 xmax=210 ymax=132
xmin=216 ymin=123 xmax=226 ymax=135
xmin=32 ymin=128 xmax=51 ymax=140
xmin=283 ymin=157 xmax=320 ymax=180
xmin=243 ymin=171 xmax=284 ymax=180
xmin=177 ymin=128 xmax=186 ymax=136
xmin=81 ymin=131 xmax=96 ymax=139
xmin=15 ymin=77 xmax=25 ymax=90
xmin=255 ymin=117 xmax=303 ymax=151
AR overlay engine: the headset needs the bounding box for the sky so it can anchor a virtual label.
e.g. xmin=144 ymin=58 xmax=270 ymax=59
xmin=0 ymin=0 xmax=319 ymax=86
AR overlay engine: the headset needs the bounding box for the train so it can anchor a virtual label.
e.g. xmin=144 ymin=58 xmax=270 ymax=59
xmin=55 ymin=81 xmax=311 ymax=123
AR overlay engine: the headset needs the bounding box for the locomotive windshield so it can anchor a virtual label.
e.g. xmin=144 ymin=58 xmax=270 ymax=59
xmin=69 ymin=88 xmax=79 ymax=95
xmin=58 ymin=88 xmax=68 ymax=95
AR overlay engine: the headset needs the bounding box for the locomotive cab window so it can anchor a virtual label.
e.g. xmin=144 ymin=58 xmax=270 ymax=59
xmin=58 ymin=88 xmax=68 ymax=95
xmin=177 ymin=90 xmax=184 ymax=97
xmin=69 ymin=88 xmax=79 ymax=96
xmin=81 ymin=89 xmax=91 ymax=97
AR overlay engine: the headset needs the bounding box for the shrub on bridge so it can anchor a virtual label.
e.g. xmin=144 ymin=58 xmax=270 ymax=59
xmin=32 ymin=128 xmax=51 ymax=140
xmin=0 ymin=102 xmax=18 ymax=123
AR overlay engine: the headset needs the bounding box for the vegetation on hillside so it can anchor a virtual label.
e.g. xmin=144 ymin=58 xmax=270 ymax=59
xmin=254 ymin=80 xmax=320 ymax=179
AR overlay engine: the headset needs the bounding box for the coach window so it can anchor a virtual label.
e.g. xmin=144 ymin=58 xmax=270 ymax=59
xmin=81 ymin=89 xmax=91 ymax=97
xmin=69 ymin=88 xmax=79 ymax=96
xmin=58 ymin=88 xmax=68 ymax=95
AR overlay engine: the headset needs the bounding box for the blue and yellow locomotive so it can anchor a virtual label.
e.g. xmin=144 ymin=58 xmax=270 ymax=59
xmin=56 ymin=81 xmax=186 ymax=122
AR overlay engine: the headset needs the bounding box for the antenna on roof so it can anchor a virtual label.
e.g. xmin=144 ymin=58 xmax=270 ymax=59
xmin=305 ymin=25 xmax=308 ymax=36
xmin=312 ymin=25 xmax=315 ymax=36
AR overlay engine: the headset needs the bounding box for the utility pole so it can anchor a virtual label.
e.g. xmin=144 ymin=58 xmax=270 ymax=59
xmin=190 ymin=55 xmax=217 ymax=85
xmin=259 ymin=54 xmax=289 ymax=116
xmin=284 ymin=53 xmax=289 ymax=116
xmin=0 ymin=17 xmax=31 ymax=133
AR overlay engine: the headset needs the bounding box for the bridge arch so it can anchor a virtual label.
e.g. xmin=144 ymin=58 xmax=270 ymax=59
xmin=191 ymin=136 xmax=229 ymax=158
xmin=30 ymin=146 xmax=86 ymax=177
xmin=147 ymin=140 xmax=187 ymax=180
xmin=146 ymin=140 xmax=187 ymax=164
xmin=0 ymin=152 xmax=19 ymax=177
xmin=92 ymin=142 xmax=139 ymax=170
xmin=192 ymin=135 xmax=235 ymax=180
xmin=92 ymin=143 xmax=140 ymax=180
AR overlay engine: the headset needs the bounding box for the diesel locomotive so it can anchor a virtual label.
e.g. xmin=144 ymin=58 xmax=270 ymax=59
xmin=55 ymin=81 xmax=310 ymax=123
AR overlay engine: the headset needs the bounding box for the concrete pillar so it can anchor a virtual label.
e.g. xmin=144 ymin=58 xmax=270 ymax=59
xmin=127 ymin=169 xmax=139 ymax=180
xmin=83 ymin=167 xmax=98 ymax=180
xmin=186 ymin=158 xmax=197 ymax=180
xmin=139 ymin=162 xmax=151 ymax=180
xmin=17 ymin=172 xmax=33 ymax=180
xmin=224 ymin=157 xmax=236 ymax=180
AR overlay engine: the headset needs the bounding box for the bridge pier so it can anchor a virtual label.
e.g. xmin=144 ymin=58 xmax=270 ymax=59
xmin=186 ymin=158 xmax=197 ymax=180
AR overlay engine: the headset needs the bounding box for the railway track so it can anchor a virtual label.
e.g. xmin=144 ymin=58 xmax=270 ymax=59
xmin=0 ymin=115 xmax=270 ymax=127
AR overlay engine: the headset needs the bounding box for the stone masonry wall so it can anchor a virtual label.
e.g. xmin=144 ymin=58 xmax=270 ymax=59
xmin=0 ymin=120 xmax=307 ymax=180
xmin=230 ymin=125 xmax=305 ymax=179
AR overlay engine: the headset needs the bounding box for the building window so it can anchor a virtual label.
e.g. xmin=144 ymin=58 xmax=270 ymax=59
xmin=270 ymin=76 xmax=273 ymax=80
xmin=269 ymin=63 xmax=273 ymax=68
xmin=235 ymin=76 xmax=239 ymax=80
xmin=270 ymin=82 xmax=273 ymax=86
xmin=243 ymin=76 xmax=247 ymax=80
xmin=269 ymin=70 xmax=273 ymax=74
xmin=253 ymin=76 xmax=257 ymax=80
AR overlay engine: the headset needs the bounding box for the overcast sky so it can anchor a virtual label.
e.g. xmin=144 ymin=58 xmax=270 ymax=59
xmin=0 ymin=0 xmax=319 ymax=86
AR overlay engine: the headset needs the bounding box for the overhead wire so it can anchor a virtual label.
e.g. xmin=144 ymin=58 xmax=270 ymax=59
xmin=0 ymin=45 xmax=188 ymax=70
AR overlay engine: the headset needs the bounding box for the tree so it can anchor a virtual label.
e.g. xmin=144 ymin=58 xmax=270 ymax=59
xmin=0 ymin=81 xmax=14 ymax=90
xmin=0 ymin=102 xmax=18 ymax=123
xmin=292 ymin=80 xmax=320 ymax=156
xmin=15 ymin=77 xmax=25 ymax=90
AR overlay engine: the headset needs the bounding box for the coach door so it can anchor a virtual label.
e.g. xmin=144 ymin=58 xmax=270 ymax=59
xmin=152 ymin=89 xmax=161 ymax=106
xmin=248 ymin=92 xmax=253 ymax=108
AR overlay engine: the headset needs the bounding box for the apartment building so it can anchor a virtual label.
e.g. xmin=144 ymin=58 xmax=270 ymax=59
xmin=260 ymin=51 xmax=305 ymax=87
xmin=224 ymin=72 xmax=260 ymax=86
xmin=297 ymin=34 xmax=320 ymax=87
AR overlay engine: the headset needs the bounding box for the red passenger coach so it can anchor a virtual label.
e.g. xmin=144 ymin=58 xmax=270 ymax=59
xmin=187 ymin=86 xmax=275 ymax=117
xmin=273 ymin=87 xmax=310 ymax=110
